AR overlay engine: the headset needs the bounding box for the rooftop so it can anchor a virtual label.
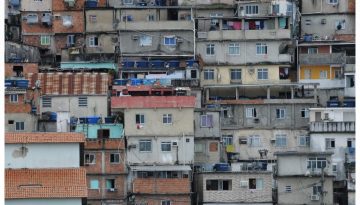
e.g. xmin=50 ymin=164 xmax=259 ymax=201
xmin=5 ymin=132 xmax=85 ymax=144
xmin=111 ymin=96 xmax=196 ymax=109
xmin=5 ymin=168 xmax=87 ymax=199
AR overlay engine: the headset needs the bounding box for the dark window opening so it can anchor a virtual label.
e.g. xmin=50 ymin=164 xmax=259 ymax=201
xmin=8 ymin=120 xmax=14 ymax=124
xmin=206 ymin=180 xmax=218 ymax=190
xmin=190 ymin=70 xmax=197 ymax=79
xmin=13 ymin=66 xmax=23 ymax=77
xmin=97 ymin=129 xmax=110 ymax=139
xmin=249 ymin=178 xmax=256 ymax=189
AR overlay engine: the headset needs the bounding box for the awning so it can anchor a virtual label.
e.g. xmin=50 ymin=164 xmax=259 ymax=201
xmin=130 ymin=165 xmax=191 ymax=172
xmin=60 ymin=62 xmax=117 ymax=70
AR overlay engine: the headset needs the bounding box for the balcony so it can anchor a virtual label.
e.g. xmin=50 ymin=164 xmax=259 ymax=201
xmin=133 ymin=178 xmax=190 ymax=194
xmin=299 ymin=53 xmax=345 ymax=65
xmin=310 ymin=122 xmax=355 ymax=133
xmin=171 ymin=79 xmax=199 ymax=87
xmin=345 ymin=147 xmax=355 ymax=162
xmin=200 ymin=29 xmax=291 ymax=41
xmin=117 ymin=21 xmax=193 ymax=31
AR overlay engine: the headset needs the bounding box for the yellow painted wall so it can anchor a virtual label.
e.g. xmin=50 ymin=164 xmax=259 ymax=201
xmin=299 ymin=65 xmax=330 ymax=80
xmin=201 ymin=65 xmax=288 ymax=86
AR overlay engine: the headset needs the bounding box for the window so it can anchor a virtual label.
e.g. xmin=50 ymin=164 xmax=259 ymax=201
xmin=246 ymin=108 xmax=257 ymax=118
xmin=287 ymin=4 xmax=293 ymax=12
xmin=249 ymin=178 xmax=263 ymax=190
xmin=228 ymin=43 xmax=240 ymax=55
xmin=329 ymin=0 xmax=338 ymax=4
xmin=301 ymin=108 xmax=309 ymax=118
xmin=62 ymin=15 xmax=73 ymax=27
xmin=195 ymin=143 xmax=205 ymax=153
xmin=136 ymin=114 xmax=145 ymax=124
xmin=275 ymin=135 xmax=287 ymax=147
xmin=307 ymin=157 xmax=327 ymax=170
xmin=106 ymin=179 xmax=115 ymax=189
xmin=161 ymin=200 xmax=171 ymax=205
xmin=308 ymin=47 xmax=318 ymax=54
xmin=256 ymin=43 xmax=267 ymax=55
xmin=78 ymin=97 xmax=88 ymax=107
xmin=89 ymin=36 xmax=99 ymax=47
xmin=10 ymin=94 xmax=18 ymax=103
xmin=272 ymin=4 xmax=279 ymax=14
xmin=147 ymin=14 xmax=155 ymax=21
xmin=285 ymin=185 xmax=292 ymax=193
xmin=15 ymin=122 xmax=24 ymax=131
xmin=335 ymin=20 xmax=345 ymax=30
xmin=347 ymin=138 xmax=354 ymax=148
xmin=139 ymin=35 xmax=152 ymax=46
xmin=164 ymin=36 xmax=176 ymax=46
xmin=320 ymin=70 xmax=328 ymax=79
xmin=257 ymin=68 xmax=268 ymax=80
xmin=8 ymin=120 xmax=14 ymax=125
xmin=222 ymin=135 xmax=233 ymax=146
xmin=122 ymin=15 xmax=133 ymax=22
xmin=204 ymin=69 xmax=214 ymax=80
xmin=325 ymin=138 xmax=335 ymax=149
xmin=161 ymin=142 xmax=171 ymax=152
xmin=163 ymin=114 xmax=172 ymax=124
xmin=206 ymin=44 xmax=215 ymax=55
xmin=89 ymin=15 xmax=97 ymax=23
xmin=40 ymin=35 xmax=50 ymax=45
xmin=190 ymin=70 xmax=197 ymax=79
xmin=230 ymin=69 xmax=242 ymax=80
xmin=332 ymin=164 xmax=337 ymax=173
xmin=245 ymin=5 xmax=259 ymax=15
xmin=298 ymin=136 xmax=310 ymax=146
xmin=276 ymin=108 xmax=286 ymax=119
xmin=200 ymin=115 xmax=213 ymax=127
xmin=123 ymin=0 xmax=133 ymax=4
xmin=110 ymin=153 xmax=120 ymax=164
xmin=90 ymin=179 xmax=99 ymax=189
xmin=139 ymin=140 xmax=152 ymax=152
xmin=97 ymin=129 xmax=110 ymax=139
xmin=248 ymin=135 xmax=261 ymax=147
xmin=209 ymin=13 xmax=223 ymax=26
xmin=206 ymin=180 xmax=232 ymax=190
xmin=42 ymin=97 xmax=52 ymax=108
xmin=304 ymin=69 xmax=311 ymax=79
xmin=313 ymin=185 xmax=322 ymax=195
xmin=85 ymin=153 xmax=96 ymax=164
xmin=334 ymin=68 xmax=342 ymax=79
xmin=305 ymin=19 xmax=312 ymax=25
xmin=67 ymin=35 xmax=75 ymax=46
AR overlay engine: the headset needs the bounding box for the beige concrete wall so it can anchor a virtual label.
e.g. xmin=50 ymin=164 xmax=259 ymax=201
xmin=85 ymin=10 xmax=114 ymax=32
xmin=200 ymin=65 xmax=291 ymax=86
xmin=179 ymin=0 xmax=235 ymax=6
xmin=5 ymin=113 xmax=38 ymax=132
xmin=197 ymin=172 xmax=273 ymax=203
xmin=40 ymin=95 xmax=108 ymax=119
xmin=223 ymin=129 xmax=310 ymax=160
xmin=21 ymin=0 xmax=52 ymax=11
xmin=277 ymin=155 xmax=332 ymax=176
xmin=194 ymin=139 xmax=220 ymax=164
xmin=124 ymin=108 xmax=194 ymax=136
xmin=86 ymin=34 xmax=117 ymax=54
xmin=278 ymin=177 xmax=333 ymax=205
xmin=301 ymin=0 xmax=354 ymax=14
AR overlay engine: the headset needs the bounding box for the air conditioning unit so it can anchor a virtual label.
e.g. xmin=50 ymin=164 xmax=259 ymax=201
xmin=108 ymin=188 xmax=116 ymax=192
xmin=64 ymin=0 xmax=76 ymax=7
xmin=132 ymin=35 xmax=139 ymax=40
xmin=321 ymin=19 xmax=326 ymax=24
xmin=270 ymin=138 xmax=276 ymax=143
xmin=253 ymin=118 xmax=259 ymax=123
xmin=311 ymin=195 xmax=320 ymax=201
xmin=172 ymin=141 xmax=178 ymax=146
xmin=177 ymin=38 xmax=183 ymax=43
xmin=240 ymin=181 xmax=249 ymax=188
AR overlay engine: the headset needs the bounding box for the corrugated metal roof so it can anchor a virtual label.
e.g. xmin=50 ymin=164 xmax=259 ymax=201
xmin=60 ymin=62 xmax=117 ymax=70
xmin=111 ymin=96 xmax=196 ymax=109
xmin=26 ymin=72 xmax=110 ymax=95
xmin=130 ymin=165 xmax=191 ymax=171
xmin=5 ymin=168 xmax=87 ymax=199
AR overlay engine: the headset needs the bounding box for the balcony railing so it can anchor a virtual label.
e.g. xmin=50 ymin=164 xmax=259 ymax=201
xmin=346 ymin=56 xmax=355 ymax=64
xmin=200 ymin=29 xmax=291 ymax=41
xmin=310 ymin=122 xmax=355 ymax=133
xmin=299 ymin=53 xmax=346 ymax=65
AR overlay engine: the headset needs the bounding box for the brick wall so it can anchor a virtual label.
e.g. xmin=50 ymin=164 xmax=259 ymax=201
xmin=135 ymin=195 xmax=191 ymax=205
xmin=133 ymin=178 xmax=191 ymax=194
xmin=53 ymin=11 xmax=84 ymax=33
xmin=21 ymin=12 xmax=53 ymax=34
xmin=84 ymin=150 xmax=126 ymax=174
xmin=87 ymin=175 xmax=126 ymax=200
xmin=85 ymin=139 xmax=125 ymax=150
xmin=5 ymin=94 xmax=31 ymax=113
xmin=22 ymin=35 xmax=53 ymax=49
xmin=53 ymin=0 xmax=85 ymax=11
xmin=54 ymin=34 xmax=85 ymax=54
xmin=5 ymin=63 xmax=38 ymax=78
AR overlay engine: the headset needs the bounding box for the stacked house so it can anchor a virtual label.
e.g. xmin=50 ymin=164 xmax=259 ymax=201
xmin=4 ymin=0 xmax=356 ymax=204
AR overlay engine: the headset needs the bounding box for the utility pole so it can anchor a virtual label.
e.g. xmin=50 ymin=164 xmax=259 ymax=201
xmin=320 ymin=166 xmax=325 ymax=205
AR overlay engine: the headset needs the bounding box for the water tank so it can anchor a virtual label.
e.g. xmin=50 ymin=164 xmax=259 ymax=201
xmin=131 ymin=78 xmax=143 ymax=86
xmin=122 ymin=61 xmax=135 ymax=68
xmin=79 ymin=117 xmax=87 ymax=124
xmin=87 ymin=116 xmax=101 ymax=124
xmin=15 ymin=80 xmax=29 ymax=88
xmin=167 ymin=60 xmax=180 ymax=68
xmin=86 ymin=0 xmax=97 ymax=7
xmin=5 ymin=80 xmax=14 ymax=87
xmin=150 ymin=60 xmax=165 ymax=68
xmin=70 ymin=117 xmax=78 ymax=125
xmin=136 ymin=61 xmax=149 ymax=68
xmin=343 ymin=100 xmax=355 ymax=107
xmin=104 ymin=117 xmax=115 ymax=123
xmin=49 ymin=112 xmax=57 ymax=122
xmin=186 ymin=59 xmax=196 ymax=67
xmin=114 ymin=79 xmax=128 ymax=86
xmin=214 ymin=163 xmax=230 ymax=172
xmin=327 ymin=100 xmax=340 ymax=107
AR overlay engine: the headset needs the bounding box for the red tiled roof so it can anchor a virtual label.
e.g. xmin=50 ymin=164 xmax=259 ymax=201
xmin=111 ymin=96 xmax=196 ymax=108
xmin=5 ymin=168 xmax=87 ymax=199
xmin=5 ymin=132 xmax=85 ymax=144
xmin=25 ymin=72 xmax=110 ymax=95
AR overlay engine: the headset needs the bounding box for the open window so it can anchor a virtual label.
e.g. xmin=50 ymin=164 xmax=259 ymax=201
xmin=97 ymin=129 xmax=110 ymax=139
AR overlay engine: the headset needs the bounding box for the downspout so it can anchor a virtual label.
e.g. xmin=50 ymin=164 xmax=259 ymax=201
xmin=191 ymin=8 xmax=196 ymax=60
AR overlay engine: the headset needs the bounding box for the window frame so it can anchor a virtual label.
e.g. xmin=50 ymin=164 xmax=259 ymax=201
xmin=194 ymin=143 xmax=205 ymax=153
xmin=161 ymin=142 xmax=172 ymax=152
xmin=256 ymin=43 xmax=267 ymax=55
xmin=301 ymin=108 xmax=309 ymax=118
xmin=222 ymin=135 xmax=233 ymax=146
xmin=162 ymin=114 xmax=173 ymax=124
xmin=276 ymin=108 xmax=286 ymax=119
xmin=139 ymin=140 xmax=152 ymax=152
xmin=9 ymin=94 xmax=18 ymax=103
xmin=298 ymin=135 xmax=310 ymax=147
xmin=320 ymin=70 xmax=328 ymax=79
xmin=161 ymin=200 xmax=171 ymax=205
xmin=246 ymin=108 xmax=257 ymax=118
xmin=139 ymin=35 xmax=152 ymax=46
xmin=89 ymin=15 xmax=97 ymax=23
xmin=85 ymin=153 xmax=96 ymax=164
xmin=245 ymin=5 xmax=259 ymax=15
xmin=228 ymin=43 xmax=240 ymax=55
xmin=325 ymin=138 xmax=336 ymax=149
xmin=40 ymin=35 xmax=51 ymax=46
xmin=88 ymin=36 xmax=99 ymax=47
xmin=90 ymin=179 xmax=99 ymax=189
xmin=307 ymin=157 xmax=327 ymax=170
xmin=200 ymin=114 xmax=213 ymax=128
xmin=110 ymin=153 xmax=121 ymax=164
xmin=249 ymin=178 xmax=263 ymax=190
xmin=308 ymin=47 xmax=318 ymax=54
xmin=135 ymin=114 xmax=145 ymax=125
xmin=257 ymin=68 xmax=268 ymax=80
xmin=248 ymin=135 xmax=261 ymax=147
xmin=42 ymin=97 xmax=52 ymax=108
xmin=204 ymin=69 xmax=214 ymax=80
xmin=275 ymin=134 xmax=287 ymax=147
xmin=230 ymin=69 xmax=242 ymax=80
xmin=164 ymin=36 xmax=176 ymax=46
xmin=15 ymin=121 xmax=25 ymax=131
xmin=206 ymin=44 xmax=215 ymax=56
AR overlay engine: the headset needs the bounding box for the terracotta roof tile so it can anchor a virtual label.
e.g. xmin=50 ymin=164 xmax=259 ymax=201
xmin=5 ymin=168 xmax=87 ymax=199
xmin=5 ymin=132 xmax=85 ymax=144
xmin=111 ymin=96 xmax=196 ymax=109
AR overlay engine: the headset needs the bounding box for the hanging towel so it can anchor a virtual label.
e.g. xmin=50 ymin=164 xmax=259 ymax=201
xmin=227 ymin=21 xmax=234 ymax=26
xmin=279 ymin=18 xmax=286 ymax=29
xmin=249 ymin=21 xmax=256 ymax=30
xmin=260 ymin=21 xmax=264 ymax=29
xmin=233 ymin=21 xmax=242 ymax=30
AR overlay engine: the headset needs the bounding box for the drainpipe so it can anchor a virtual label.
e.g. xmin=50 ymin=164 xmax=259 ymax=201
xmin=191 ymin=8 xmax=196 ymax=60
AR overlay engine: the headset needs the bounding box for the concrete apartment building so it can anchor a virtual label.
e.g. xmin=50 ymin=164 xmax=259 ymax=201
xmin=5 ymin=132 xmax=87 ymax=205
xmin=275 ymin=151 xmax=334 ymax=205
xmin=297 ymin=0 xmax=355 ymax=106
xmin=75 ymin=123 xmax=127 ymax=205
xmin=111 ymin=96 xmax=195 ymax=205
xmin=308 ymin=107 xmax=355 ymax=204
